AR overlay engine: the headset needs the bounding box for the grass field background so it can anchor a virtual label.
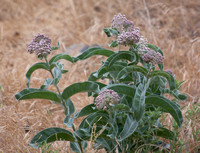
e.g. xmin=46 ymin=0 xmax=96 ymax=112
xmin=0 ymin=0 xmax=199 ymax=152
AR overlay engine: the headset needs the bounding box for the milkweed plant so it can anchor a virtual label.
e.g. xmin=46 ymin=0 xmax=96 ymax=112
xmin=15 ymin=14 xmax=187 ymax=153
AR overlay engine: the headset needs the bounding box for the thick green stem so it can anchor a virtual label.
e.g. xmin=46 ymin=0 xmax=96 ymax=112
xmin=44 ymin=57 xmax=62 ymax=96
xmin=44 ymin=56 xmax=84 ymax=153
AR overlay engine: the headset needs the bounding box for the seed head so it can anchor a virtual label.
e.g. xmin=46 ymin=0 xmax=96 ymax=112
xmin=28 ymin=33 xmax=52 ymax=56
xmin=95 ymin=89 xmax=120 ymax=110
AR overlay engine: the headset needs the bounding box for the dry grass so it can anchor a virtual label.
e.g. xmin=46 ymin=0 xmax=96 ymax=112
xmin=0 ymin=0 xmax=200 ymax=152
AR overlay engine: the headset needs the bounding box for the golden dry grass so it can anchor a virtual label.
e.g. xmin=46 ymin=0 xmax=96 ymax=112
xmin=0 ymin=0 xmax=200 ymax=152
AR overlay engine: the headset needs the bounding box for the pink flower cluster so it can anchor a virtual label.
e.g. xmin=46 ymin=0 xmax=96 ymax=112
xmin=28 ymin=33 xmax=52 ymax=56
xmin=142 ymin=49 xmax=164 ymax=64
xmin=137 ymin=36 xmax=149 ymax=55
xmin=95 ymin=89 xmax=120 ymax=110
xmin=111 ymin=13 xmax=140 ymax=46
xmin=117 ymin=28 xmax=140 ymax=46
xmin=111 ymin=13 xmax=134 ymax=33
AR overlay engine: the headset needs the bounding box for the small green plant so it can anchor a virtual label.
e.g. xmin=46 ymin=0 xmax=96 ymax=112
xmin=15 ymin=14 xmax=187 ymax=152
xmin=40 ymin=141 xmax=58 ymax=153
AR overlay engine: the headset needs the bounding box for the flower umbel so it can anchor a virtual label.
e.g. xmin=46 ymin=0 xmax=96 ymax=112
xmin=117 ymin=28 xmax=140 ymax=46
xmin=95 ymin=89 xmax=120 ymax=110
xmin=137 ymin=36 xmax=149 ymax=55
xmin=142 ymin=49 xmax=164 ymax=64
xmin=28 ymin=33 xmax=52 ymax=56
xmin=111 ymin=13 xmax=134 ymax=33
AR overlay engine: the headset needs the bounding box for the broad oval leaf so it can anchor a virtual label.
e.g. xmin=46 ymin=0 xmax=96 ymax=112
xmin=40 ymin=78 xmax=55 ymax=90
xmin=75 ymin=47 xmax=115 ymax=62
xmin=150 ymin=70 xmax=176 ymax=90
xmin=95 ymin=137 xmax=114 ymax=152
xmin=49 ymin=54 xmax=74 ymax=65
xmin=103 ymin=27 xmax=119 ymax=37
xmin=70 ymin=141 xmax=87 ymax=153
xmin=64 ymin=98 xmax=76 ymax=127
xmin=104 ymin=51 xmax=138 ymax=68
xmin=29 ymin=127 xmax=75 ymax=148
xmin=76 ymin=104 xmax=98 ymax=118
xmin=90 ymin=64 xmax=124 ymax=81
xmin=155 ymin=127 xmax=177 ymax=140
xmin=62 ymin=81 xmax=100 ymax=100
xmin=26 ymin=62 xmax=49 ymax=88
xmin=15 ymin=88 xmax=62 ymax=102
xmin=145 ymin=95 xmax=183 ymax=127
xmin=102 ymin=84 xmax=136 ymax=98
xmin=79 ymin=111 xmax=109 ymax=129
xmin=132 ymin=83 xmax=146 ymax=121
xmin=118 ymin=114 xmax=138 ymax=141
xmin=117 ymin=65 xmax=148 ymax=81
xmin=161 ymin=88 xmax=187 ymax=101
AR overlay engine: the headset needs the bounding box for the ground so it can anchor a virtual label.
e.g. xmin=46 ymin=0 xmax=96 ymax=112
xmin=0 ymin=0 xmax=200 ymax=152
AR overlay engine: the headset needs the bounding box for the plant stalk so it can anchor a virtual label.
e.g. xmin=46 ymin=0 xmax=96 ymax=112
xmin=44 ymin=56 xmax=84 ymax=153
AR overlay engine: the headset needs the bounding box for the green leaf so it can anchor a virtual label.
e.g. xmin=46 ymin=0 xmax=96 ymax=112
xmin=108 ymin=40 xmax=118 ymax=47
xmin=75 ymin=128 xmax=91 ymax=140
xmin=118 ymin=114 xmax=138 ymax=141
xmin=62 ymin=81 xmax=100 ymax=100
xmin=79 ymin=111 xmax=109 ymax=129
xmin=96 ymin=137 xmax=113 ymax=152
xmin=64 ymin=99 xmax=76 ymax=127
xmin=150 ymin=70 xmax=176 ymax=90
xmin=76 ymin=104 xmax=98 ymax=118
xmin=51 ymin=41 xmax=60 ymax=51
xmin=147 ymin=44 xmax=164 ymax=56
xmin=70 ymin=141 xmax=87 ymax=153
xmin=15 ymin=88 xmax=62 ymax=102
xmin=117 ymin=65 xmax=148 ymax=81
xmin=102 ymin=84 xmax=136 ymax=98
xmin=52 ymin=62 xmax=63 ymax=85
xmin=103 ymin=27 xmax=119 ymax=37
xmin=90 ymin=64 xmax=124 ymax=81
xmin=112 ymin=104 xmax=130 ymax=112
xmin=29 ymin=127 xmax=75 ymax=148
xmin=40 ymin=78 xmax=55 ymax=90
xmin=161 ymin=88 xmax=187 ymax=101
xmin=75 ymin=47 xmax=115 ymax=62
xmin=177 ymin=93 xmax=187 ymax=101
xmin=104 ymin=51 xmax=138 ymax=68
xmin=145 ymin=95 xmax=183 ymax=127
xmin=132 ymin=83 xmax=146 ymax=121
xmin=155 ymin=127 xmax=176 ymax=140
xmin=49 ymin=54 xmax=74 ymax=65
xmin=26 ymin=62 xmax=49 ymax=88
xmin=87 ymin=82 xmax=107 ymax=97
